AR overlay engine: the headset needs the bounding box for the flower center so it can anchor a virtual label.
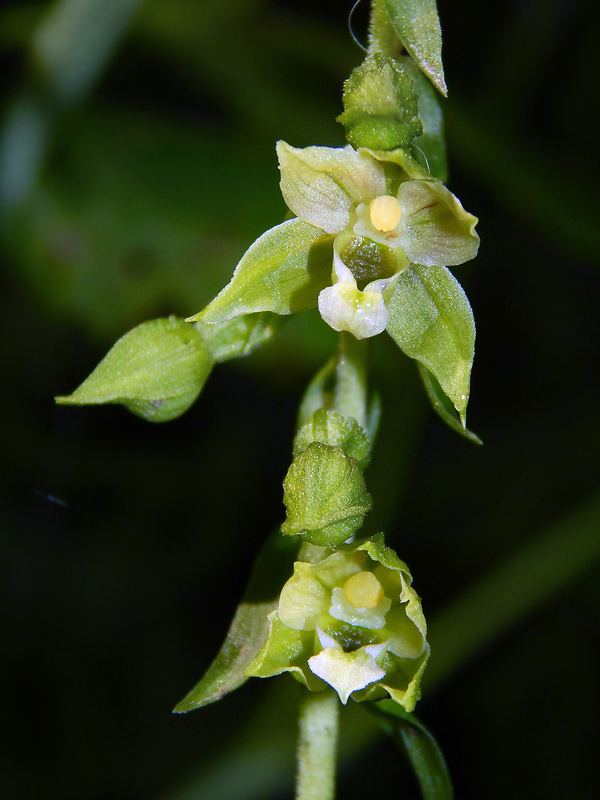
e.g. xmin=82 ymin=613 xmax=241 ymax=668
xmin=369 ymin=196 xmax=402 ymax=232
xmin=343 ymin=572 xmax=384 ymax=609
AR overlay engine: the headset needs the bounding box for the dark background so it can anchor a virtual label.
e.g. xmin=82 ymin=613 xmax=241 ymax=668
xmin=1 ymin=1 xmax=599 ymax=798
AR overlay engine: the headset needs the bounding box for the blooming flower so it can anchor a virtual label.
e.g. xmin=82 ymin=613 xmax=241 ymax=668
xmin=277 ymin=141 xmax=480 ymax=339
xmin=246 ymin=535 xmax=428 ymax=709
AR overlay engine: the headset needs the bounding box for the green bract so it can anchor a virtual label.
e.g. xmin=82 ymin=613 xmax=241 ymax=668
xmin=191 ymin=141 xmax=479 ymax=417
xmin=246 ymin=536 xmax=428 ymax=709
xmin=56 ymin=317 xmax=212 ymax=422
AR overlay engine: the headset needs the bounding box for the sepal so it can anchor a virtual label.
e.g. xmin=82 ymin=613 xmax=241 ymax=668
xmin=385 ymin=264 xmax=475 ymax=424
xmin=189 ymin=219 xmax=334 ymax=324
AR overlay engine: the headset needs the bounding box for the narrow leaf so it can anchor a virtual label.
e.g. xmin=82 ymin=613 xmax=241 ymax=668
xmin=368 ymin=701 xmax=453 ymax=800
xmin=174 ymin=533 xmax=300 ymax=712
xmin=383 ymin=0 xmax=447 ymax=95
xmin=195 ymin=312 xmax=282 ymax=364
xmin=189 ymin=219 xmax=334 ymax=324
xmin=418 ymin=364 xmax=482 ymax=444
xmin=385 ymin=264 xmax=474 ymax=424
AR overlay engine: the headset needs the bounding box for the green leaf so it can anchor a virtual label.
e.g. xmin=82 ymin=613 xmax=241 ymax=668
xmin=385 ymin=265 xmax=475 ymax=424
xmin=281 ymin=442 xmax=372 ymax=547
xmin=368 ymin=701 xmax=454 ymax=800
xmin=195 ymin=312 xmax=282 ymax=364
xmin=190 ymin=219 xmax=334 ymax=324
xmin=56 ymin=317 xmax=211 ymax=422
xmin=400 ymin=56 xmax=448 ymax=182
xmin=383 ymin=0 xmax=447 ymax=96
xmin=174 ymin=532 xmax=300 ymax=712
xmin=418 ymin=364 xmax=482 ymax=444
xmin=337 ymin=53 xmax=422 ymax=150
xmin=294 ymin=409 xmax=372 ymax=470
xmin=297 ymin=334 xmax=371 ymax=433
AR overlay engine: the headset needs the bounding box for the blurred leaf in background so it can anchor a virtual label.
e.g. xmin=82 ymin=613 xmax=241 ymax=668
xmin=1 ymin=1 xmax=600 ymax=799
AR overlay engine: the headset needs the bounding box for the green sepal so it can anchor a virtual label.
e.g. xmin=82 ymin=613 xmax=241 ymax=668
xmin=245 ymin=612 xmax=325 ymax=691
xmin=383 ymin=0 xmax=447 ymax=96
xmin=195 ymin=312 xmax=282 ymax=364
xmin=368 ymin=702 xmax=454 ymax=800
xmin=418 ymin=364 xmax=482 ymax=444
xmin=188 ymin=219 xmax=334 ymax=324
xmin=281 ymin=442 xmax=372 ymax=547
xmin=337 ymin=53 xmax=422 ymax=151
xmin=400 ymin=56 xmax=448 ymax=182
xmin=385 ymin=264 xmax=475 ymax=424
xmin=174 ymin=531 xmax=300 ymax=712
xmin=294 ymin=409 xmax=372 ymax=470
xmin=55 ymin=317 xmax=211 ymax=422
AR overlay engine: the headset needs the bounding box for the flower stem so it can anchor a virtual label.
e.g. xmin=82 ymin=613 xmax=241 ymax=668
xmin=296 ymin=689 xmax=339 ymax=800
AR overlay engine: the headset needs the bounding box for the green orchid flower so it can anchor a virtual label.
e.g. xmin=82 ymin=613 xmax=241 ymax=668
xmin=190 ymin=141 xmax=479 ymax=420
xmin=246 ymin=535 xmax=429 ymax=710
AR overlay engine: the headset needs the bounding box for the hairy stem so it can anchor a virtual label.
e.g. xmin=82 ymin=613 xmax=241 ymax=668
xmin=296 ymin=689 xmax=339 ymax=800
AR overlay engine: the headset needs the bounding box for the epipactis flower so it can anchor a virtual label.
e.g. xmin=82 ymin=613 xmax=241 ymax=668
xmin=277 ymin=142 xmax=479 ymax=340
xmin=246 ymin=535 xmax=428 ymax=709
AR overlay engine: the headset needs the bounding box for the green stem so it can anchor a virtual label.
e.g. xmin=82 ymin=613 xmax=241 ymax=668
xmin=296 ymin=689 xmax=339 ymax=800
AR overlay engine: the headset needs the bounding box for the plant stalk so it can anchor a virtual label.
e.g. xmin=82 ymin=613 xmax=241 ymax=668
xmin=296 ymin=689 xmax=339 ymax=800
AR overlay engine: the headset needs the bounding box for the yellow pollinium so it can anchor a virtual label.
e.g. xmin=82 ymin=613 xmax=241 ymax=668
xmin=369 ymin=195 xmax=402 ymax=232
xmin=343 ymin=571 xmax=384 ymax=609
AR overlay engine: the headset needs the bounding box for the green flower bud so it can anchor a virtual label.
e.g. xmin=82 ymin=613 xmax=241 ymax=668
xmin=337 ymin=53 xmax=422 ymax=151
xmin=56 ymin=317 xmax=212 ymax=422
xmin=281 ymin=442 xmax=372 ymax=547
xmin=246 ymin=535 xmax=429 ymax=709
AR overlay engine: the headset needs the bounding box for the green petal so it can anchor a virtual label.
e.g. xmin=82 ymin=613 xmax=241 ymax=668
xmin=398 ymin=179 xmax=480 ymax=266
xmin=385 ymin=264 xmax=475 ymax=423
xmin=277 ymin=141 xmax=386 ymax=234
xmin=293 ymin=408 xmax=372 ymax=470
xmin=191 ymin=219 xmax=334 ymax=324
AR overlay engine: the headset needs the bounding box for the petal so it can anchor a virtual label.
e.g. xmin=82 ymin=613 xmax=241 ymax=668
xmin=278 ymin=562 xmax=331 ymax=631
xmin=277 ymin=141 xmax=386 ymax=234
xmin=397 ymin=179 xmax=480 ymax=267
xmin=308 ymin=646 xmax=385 ymax=704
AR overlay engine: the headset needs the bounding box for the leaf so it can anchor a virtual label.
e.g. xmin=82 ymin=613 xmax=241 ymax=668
xmin=368 ymin=701 xmax=453 ymax=800
xmin=418 ymin=364 xmax=482 ymax=444
xmin=400 ymin=56 xmax=448 ymax=182
xmin=190 ymin=219 xmax=334 ymax=324
xmin=173 ymin=532 xmax=300 ymax=712
xmin=383 ymin=0 xmax=447 ymax=96
xmin=385 ymin=264 xmax=475 ymax=424
xmin=297 ymin=334 xmax=371 ymax=433
xmin=55 ymin=317 xmax=211 ymax=422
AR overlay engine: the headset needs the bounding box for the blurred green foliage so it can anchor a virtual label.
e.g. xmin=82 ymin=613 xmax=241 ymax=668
xmin=1 ymin=1 xmax=600 ymax=799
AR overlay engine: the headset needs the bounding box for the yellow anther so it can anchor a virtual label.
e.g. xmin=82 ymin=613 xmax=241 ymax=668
xmin=343 ymin=572 xmax=384 ymax=609
xmin=369 ymin=195 xmax=402 ymax=232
